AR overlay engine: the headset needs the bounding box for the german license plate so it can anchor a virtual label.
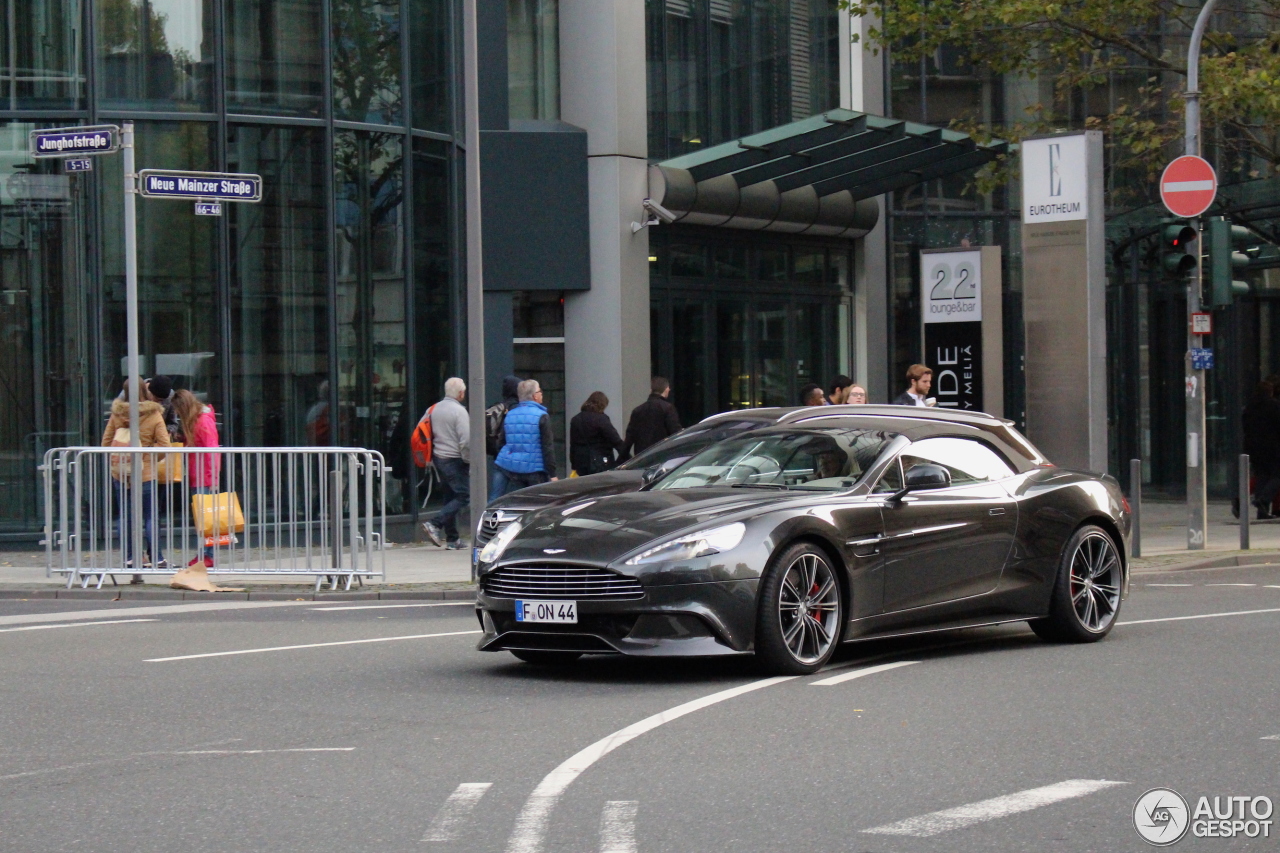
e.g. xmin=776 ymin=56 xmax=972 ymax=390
xmin=514 ymin=600 xmax=577 ymax=624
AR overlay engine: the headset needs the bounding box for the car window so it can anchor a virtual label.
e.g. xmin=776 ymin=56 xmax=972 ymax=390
xmin=655 ymin=428 xmax=899 ymax=491
xmin=899 ymin=436 xmax=1016 ymax=486
xmin=617 ymin=420 xmax=765 ymax=470
xmin=872 ymin=458 xmax=903 ymax=493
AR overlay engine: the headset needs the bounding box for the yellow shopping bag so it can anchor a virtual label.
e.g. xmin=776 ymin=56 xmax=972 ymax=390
xmin=158 ymin=442 xmax=184 ymax=483
xmin=192 ymin=492 xmax=245 ymax=537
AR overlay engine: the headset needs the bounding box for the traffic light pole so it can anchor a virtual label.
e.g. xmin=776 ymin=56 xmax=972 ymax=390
xmin=1183 ymin=0 xmax=1219 ymax=549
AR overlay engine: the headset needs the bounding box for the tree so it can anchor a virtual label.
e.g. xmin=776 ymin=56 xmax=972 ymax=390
xmin=842 ymin=0 xmax=1280 ymax=204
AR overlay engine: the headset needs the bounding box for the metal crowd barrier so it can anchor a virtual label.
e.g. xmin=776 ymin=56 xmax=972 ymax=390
xmin=41 ymin=447 xmax=387 ymax=591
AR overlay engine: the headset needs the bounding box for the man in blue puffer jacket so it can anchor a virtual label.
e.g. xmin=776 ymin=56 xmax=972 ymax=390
xmin=492 ymin=379 xmax=558 ymax=501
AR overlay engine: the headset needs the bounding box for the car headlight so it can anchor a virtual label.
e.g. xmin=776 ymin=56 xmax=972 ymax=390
xmin=478 ymin=522 xmax=522 ymax=564
xmin=624 ymin=522 xmax=746 ymax=566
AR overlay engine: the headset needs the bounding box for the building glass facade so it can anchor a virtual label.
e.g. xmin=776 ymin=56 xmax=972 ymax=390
xmin=0 ymin=0 xmax=460 ymax=533
xmin=645 ymin=0 xmax=851 ymax=423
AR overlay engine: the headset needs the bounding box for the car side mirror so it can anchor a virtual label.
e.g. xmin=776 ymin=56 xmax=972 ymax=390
xmin=904 ymin=463 xmax=951 ymax=490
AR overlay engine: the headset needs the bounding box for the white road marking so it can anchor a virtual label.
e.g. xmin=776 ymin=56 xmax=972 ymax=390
xmin=1267 ymin=586 xmax=1280 ymax=589
xmin=862 ymin=779 xmax=1126 ymax=837
xmin=0 ymin=618 xmax=158 ymax=632
xmin=0 ymin=600 xmax=315 ymax=627
xmin=1262 ymin=734 xmax=1280 ymax=741
xmin=600 ymin=801 xmax=639 ymax=853
xmin=1145 ymin=583 xmax=1194 ymax=587
xmin=311 ymin=602 xmax=472 ymax=611
xmin=810 ymin=660 xmax=918 ymax=686
xmin=1122 ymin=607 xmax=1280 ymax=625
xmin=0 ymin=738 xmax=243 ymax=781
xmin=1205 ymin=583 xmax=1256 ymax=587
xmin=169 ymin=748 xmax=355 ymax=754
xmin=145 ymin=629 xmax=482 ymax=661
xmin=424 ymin=783 xmax=493 ymax=844
xmin=505 ymin=676 xmax=795 ymax=853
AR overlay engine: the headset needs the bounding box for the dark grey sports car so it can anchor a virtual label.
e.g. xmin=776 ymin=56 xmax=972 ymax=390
xmin=474 ymin=406 xmax=1131 ymax=674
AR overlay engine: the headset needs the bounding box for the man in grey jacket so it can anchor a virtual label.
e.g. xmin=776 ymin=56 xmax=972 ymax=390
xmin=422 ymin=377 xmax=471 ymax=548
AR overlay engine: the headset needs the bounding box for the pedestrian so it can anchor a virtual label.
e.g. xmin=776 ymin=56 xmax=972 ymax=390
xmin=1242 ymin=379 xmax=1280 ymax=519
xmin=570 ymin=391 xmax=626 ymax=476
xmin=799 ymin=384 xmax=827 ymax=406
xmin=170 ymin=389 xmax=222 ymax=568
xmin=623 ymin=377 xmax=682 ymax=458
xmin=492 ymin=379 xmax=558 ymax=500
xmin=892 ymin=364 xmax=934 ymax=406
xmin=146 ymin=375 xmax=181 ymax=441
xmin=102 ymin=378 xmax=172 ymax=578
xmin=827 ymin=375 xmax=853 ymax=405
xmin=844 ymin=384 xmax=868 ymax=404
xmin=485 ymin=375 xmax=523 ymax=500
xmin=421 ymin=377 xmax=472 ymax=549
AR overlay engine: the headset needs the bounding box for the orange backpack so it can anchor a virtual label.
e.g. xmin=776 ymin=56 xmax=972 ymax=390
xmin=411 ymin=405 xmax=436 ymax=467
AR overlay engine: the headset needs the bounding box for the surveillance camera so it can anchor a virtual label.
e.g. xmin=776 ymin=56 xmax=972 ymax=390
xmin=643 ymin=198 xmax=678 ymax=224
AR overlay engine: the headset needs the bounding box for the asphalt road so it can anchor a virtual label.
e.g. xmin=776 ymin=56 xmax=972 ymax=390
xmin=2 ymin=566 xmax=1278 ymax=853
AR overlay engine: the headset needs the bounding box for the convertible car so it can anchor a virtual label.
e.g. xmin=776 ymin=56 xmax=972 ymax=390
xmin=474 ymin=406 xmax=1131 ymax=674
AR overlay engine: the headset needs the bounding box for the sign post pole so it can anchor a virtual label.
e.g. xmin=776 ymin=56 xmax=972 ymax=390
xmin=1182 ymin=0 xmax=1221 ymax=550
xmin=122 ymin=121 xmax=144 ymax=568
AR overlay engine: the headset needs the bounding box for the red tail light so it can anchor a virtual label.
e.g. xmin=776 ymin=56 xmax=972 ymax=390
xmin=1121 ymin=495 xmax=1132 ymax=514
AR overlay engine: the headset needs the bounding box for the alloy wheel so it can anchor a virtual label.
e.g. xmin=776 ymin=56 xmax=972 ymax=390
xmin=776 ymin=552 xmax=841 ymax=664
xmin=1068 ymin=532 xmax=1121 ymax=632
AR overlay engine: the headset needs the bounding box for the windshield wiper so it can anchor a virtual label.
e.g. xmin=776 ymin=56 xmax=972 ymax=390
xmin=730 ymin=482 xmax=788 ymax=490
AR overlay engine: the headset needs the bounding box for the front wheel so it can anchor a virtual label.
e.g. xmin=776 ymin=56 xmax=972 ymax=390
xmin=755 ymin=542 xmax=843 ymax=674
xmin=1030 ymin=524 xmax=1123 ymax=643
xmin=509 ymin=649 xmax=583 ymax=666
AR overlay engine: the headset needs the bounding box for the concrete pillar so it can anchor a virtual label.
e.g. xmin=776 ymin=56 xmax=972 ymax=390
xmin=559 ymin=0 xmax=651 ymax=438
xmin=845 ymin=9 xmax=890 ymax=402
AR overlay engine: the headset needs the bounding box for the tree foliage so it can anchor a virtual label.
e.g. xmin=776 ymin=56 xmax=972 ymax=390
xmin=842 ymin=0 xmax=1280 ymax=199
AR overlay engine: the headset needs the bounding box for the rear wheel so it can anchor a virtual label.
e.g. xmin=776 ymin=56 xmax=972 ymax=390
xmin=509 ymin=649 xmax=583 ymax=665
xmin=1030 ymin=524 xmax=1122 ymax=643
xmin=755 ymin=542 xmax=843 ymax=674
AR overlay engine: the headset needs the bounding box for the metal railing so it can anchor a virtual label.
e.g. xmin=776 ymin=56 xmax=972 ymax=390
xmin=41 ymin=447 xmax=387 ymax=591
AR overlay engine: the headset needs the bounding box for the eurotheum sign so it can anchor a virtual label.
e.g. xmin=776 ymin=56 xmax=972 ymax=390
xmin=1022 ymin=135 xmax=1088 ymax=223
xmin=922 ymin=249 xmax=983 ymax=410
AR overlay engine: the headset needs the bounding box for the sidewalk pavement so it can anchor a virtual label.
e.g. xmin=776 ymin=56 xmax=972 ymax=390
xmin=3 ymin=499 xmax=1277 ymax=599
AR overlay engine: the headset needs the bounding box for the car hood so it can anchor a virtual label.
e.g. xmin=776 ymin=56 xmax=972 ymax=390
xmin=493 ymin=488 xmax=787 ymax=566
xmin=490 ymin=469 xmax=645 ymax=511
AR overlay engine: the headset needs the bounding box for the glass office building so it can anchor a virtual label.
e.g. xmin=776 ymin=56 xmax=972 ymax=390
xmin=1 ymin=0 xmax=458 ymax=532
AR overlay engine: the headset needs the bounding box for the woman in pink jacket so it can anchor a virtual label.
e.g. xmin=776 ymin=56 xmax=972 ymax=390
xmin=173 ymin=390 xmax=222 ymax=567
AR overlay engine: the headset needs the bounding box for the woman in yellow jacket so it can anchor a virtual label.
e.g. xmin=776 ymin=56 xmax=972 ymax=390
xmin=101 ymin=379 xmax=171 ymax=573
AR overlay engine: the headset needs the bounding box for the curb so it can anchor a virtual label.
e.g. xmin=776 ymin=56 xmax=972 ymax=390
xmin=0 ymin=587 xmax=477 ymax=602
xmin=1132 ymin=553 xmax=1280 ymax=574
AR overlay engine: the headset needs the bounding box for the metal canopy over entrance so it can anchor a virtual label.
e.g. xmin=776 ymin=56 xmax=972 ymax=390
xmin=649 ymin=108 xmax=1008 ymax=238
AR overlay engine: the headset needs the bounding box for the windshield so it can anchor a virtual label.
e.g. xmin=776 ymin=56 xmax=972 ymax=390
xmin=654 ymin=428 xmax=899 ymax=491
xmin=617 ymin=420 xmax=769 ymax=470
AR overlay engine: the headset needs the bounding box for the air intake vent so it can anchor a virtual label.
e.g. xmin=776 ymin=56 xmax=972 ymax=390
xmin=482 ymin=565 xmax=644 ymax=600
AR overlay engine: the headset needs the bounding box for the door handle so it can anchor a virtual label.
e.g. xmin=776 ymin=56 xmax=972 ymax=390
xmin=988 ymin=507 xmax=1006 ymax=516
xmin=847 ymin=536 xmax=882 ymax=557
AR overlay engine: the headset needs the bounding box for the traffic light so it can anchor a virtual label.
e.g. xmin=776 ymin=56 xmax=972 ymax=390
xmin=1161 ymin=220 xmax=1197 ymax=276
xmin=1209 ymin=216 xmax=1252 ymax=306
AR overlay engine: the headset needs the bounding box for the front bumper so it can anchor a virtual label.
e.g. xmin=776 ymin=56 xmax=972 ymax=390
xmin=475 ymin=578 xmax=758 ymax=657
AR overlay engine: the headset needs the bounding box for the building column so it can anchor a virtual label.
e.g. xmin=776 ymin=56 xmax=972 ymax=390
xmin=845 ymin=8 xmax=890 ymax=402
xmin=559 ymin=0 xmax=651 ymax=440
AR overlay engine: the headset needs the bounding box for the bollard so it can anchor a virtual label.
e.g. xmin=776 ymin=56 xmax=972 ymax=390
xmin=1129 ymin=459 xmax=1142 ymax=558
xmin=1240 ymin=454 xmax=1250 ymax=551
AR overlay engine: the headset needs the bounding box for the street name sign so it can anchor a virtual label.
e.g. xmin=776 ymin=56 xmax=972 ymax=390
xmin=138 ymin=170 xmax=262 ymax=202
xmin=30 ymin=125 xmax=120 ymax=158
xmin=1161 ymin=156 xmax=1217 ymax=218
xmin=1191 ymin=347 xmax=1214 ymax=370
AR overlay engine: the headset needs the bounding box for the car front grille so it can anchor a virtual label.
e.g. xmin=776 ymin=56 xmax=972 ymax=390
xmin=475 ymin=509 xmax=525 ymax=547
xmin=481 ymin=564 xmax=644 ymax=600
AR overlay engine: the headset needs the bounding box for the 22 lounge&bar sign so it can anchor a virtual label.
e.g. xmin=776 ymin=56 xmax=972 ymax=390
xmin=921 ymin=249 xmax=988 ymax=412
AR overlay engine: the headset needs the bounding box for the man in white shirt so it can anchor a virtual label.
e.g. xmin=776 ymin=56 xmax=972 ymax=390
xmin=891 ymin=364 xmax=934 ymax=406
xmin=422 ymin=377 xmax=470 ymax=548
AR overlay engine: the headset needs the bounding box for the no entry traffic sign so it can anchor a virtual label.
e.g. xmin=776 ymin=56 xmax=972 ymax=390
xmin=1160 ymin=155 xmax=1217 ymax=218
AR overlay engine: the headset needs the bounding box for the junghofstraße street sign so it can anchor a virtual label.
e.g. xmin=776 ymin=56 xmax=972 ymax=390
xmin=1160 ymin=155 xmax=1217 ymax=218
xmin=29 ymin=125 xmax=120 ymax=158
